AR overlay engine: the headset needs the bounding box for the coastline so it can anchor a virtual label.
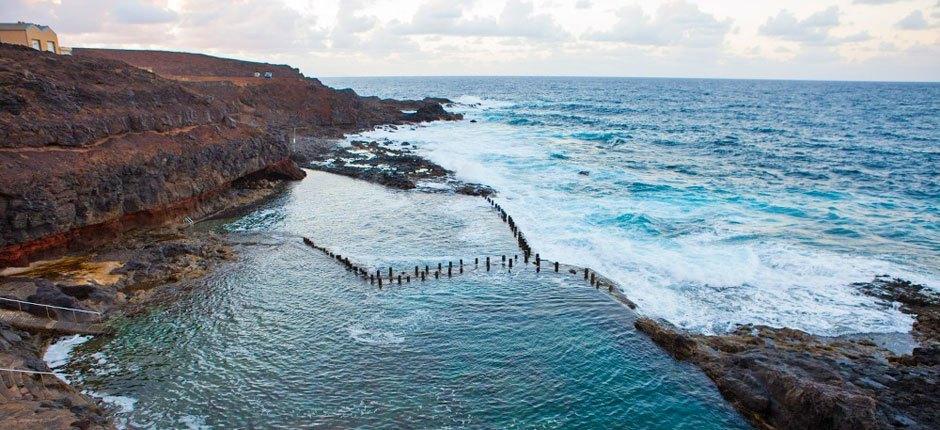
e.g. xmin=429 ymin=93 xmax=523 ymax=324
xmin=8 ymin=141 xmax=939 ymax=430
xmin=2 ymin=46 xmax=936 ymax=429
xmin=299 ymin=140 xmax=940 ymax=430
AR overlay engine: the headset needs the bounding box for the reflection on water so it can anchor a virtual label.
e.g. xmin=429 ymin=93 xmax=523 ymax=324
xmin=55 ymin=172 xmax=748 ymax=429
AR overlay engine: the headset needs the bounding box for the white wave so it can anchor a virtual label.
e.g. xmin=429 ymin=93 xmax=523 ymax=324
xmin=43 ymin=334 xmax=91 ymax=381
xmin=347 ymin=119 xmax=938 ymax=337
xmin=348 ymin=324 xmax=404 ymax=345
xmin=452 ymin=94 xmax=513 ymax=110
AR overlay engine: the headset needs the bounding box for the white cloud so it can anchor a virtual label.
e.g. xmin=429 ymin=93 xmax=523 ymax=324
xmin=896 ymin=10 xmax=930 ymax=29
xmin=113 ymin=1 xmax=177 ymax=24
xmin=392 ymin=0 xmax=568 ymax=40
xmin=587 ymin=1 xmax=731 ymax=48
xmin=760 ymin=6 xmax=870 ymax=45
xmin=0 ymin=0 xmax=936 ymax=81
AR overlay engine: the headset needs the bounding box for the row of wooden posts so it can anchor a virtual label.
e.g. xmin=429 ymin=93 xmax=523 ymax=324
xmin=300 ymin=192 xmax=615 ymax=293
xmin=484 ymin=195 xmax=533 ymax=262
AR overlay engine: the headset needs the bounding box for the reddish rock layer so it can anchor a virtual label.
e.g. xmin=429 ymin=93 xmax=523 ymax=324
xmin=0 ymin=45 xmax=460 ymax=267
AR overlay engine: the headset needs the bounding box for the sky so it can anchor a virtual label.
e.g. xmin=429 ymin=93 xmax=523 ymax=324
xmin=2 ymin=0 xmax=938 ymax=81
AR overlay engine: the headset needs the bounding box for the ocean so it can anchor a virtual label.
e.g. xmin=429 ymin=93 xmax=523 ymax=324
xmin=49 ymin=173 xmax=749 ymax=428
xmin=323 ymin=76 xmax=940 ymax=336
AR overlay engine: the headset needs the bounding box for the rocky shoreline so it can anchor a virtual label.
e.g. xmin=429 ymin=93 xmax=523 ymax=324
xmin=303 ymin=135 xmax=494 ymax=196
xmin=635 ymin=277 xmax=939 ymax=430
xmin=0 ymin=44 xmax=464 ymax=429
xmin=2 ymin=43 xmax=937 ymax=430
xmin=289 ymin=140 xmax=940 ymax=430
xmin=0 ymin=177 xmax=290 ymax=429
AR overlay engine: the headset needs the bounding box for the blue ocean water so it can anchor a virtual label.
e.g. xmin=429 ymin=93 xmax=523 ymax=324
xmin=48 ymin=173 xmax=749 ymax=429
xmin=323 ymin=77 xmax=940 ymax=335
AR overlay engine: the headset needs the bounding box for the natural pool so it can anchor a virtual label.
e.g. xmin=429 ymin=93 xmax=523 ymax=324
xmin=49 ymin=172 xmax=749 ymax=429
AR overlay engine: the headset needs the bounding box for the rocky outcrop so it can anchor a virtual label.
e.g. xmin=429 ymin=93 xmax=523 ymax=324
xmin=1 ymin=45 xmax=461 ymax=267
xmin=636 ymin=278 xmax=940 ymax=430
xmin=308 ymin=138 xmax=494 ymax=196
xmin=0 ymin=323 xmax=110 ymax=429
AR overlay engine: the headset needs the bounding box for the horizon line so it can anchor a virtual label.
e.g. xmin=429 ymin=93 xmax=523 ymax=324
xmin=317 ymin=74 xmax=940 ymax=84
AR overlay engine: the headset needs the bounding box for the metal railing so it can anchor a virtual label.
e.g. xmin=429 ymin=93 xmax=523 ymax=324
xmin=0 ymin=296 xmax=102 ymax=320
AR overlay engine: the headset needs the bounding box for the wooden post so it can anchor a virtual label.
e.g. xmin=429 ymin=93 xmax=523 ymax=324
xmin=398 ymin=275 xmax=402 ymax=285
xmin=435 ymin=271 xmax=439 ymax=279
xmin=584 ymin=268 xmax=589 ymax=280
xmin=370 ymin=274 xmax=374 ymax=284
xmin=389 ymin=267 xmax=393 ymax=280
xmin=415 ymin=266 xmax=419 ymax=276
xmin=421 ymin=271 xmax=426 ymax=281
xmin=486 ymin=257 xmax=490 ymax=271
xmin=555 ymin=261 xmax=559 ymax=272
xmin=378 ymin=277 xmax=383 ymax=288
xmin=508 ymin=258 xmax=513 ymax=269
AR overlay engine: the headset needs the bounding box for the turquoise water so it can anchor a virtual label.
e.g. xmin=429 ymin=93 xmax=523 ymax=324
xmin=321 ymin=77 xmax=939 ymax=336
xmin=52 ymin=172 xmax=748 ymax=429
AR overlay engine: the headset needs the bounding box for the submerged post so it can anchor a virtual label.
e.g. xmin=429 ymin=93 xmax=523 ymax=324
xmin=486 ymin=257 xmax=491 ymax=271
xmin=555 ymin=261 xmax=559 ymax=272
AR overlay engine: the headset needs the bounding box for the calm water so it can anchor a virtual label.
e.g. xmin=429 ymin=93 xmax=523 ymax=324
xmin=50 ymin=173 xmax=749 ymax=429
xmin=323 ymin=77 xmax=940 ymax=336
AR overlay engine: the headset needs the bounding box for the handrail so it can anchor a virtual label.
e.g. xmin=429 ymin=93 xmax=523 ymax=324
xmin=0 ymin=367 xmax=57 ymax=375
xmin=0 ymin=297 xmax=102 ymax=316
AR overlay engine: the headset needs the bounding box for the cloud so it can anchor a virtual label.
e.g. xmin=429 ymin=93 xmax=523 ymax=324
xmin=760 ymin=6 xmax=868 ymax=45
xmin=587 ymin=1 xmax=732 ymax=48
xmin=113 ymin=1 xmax=177 ymax=24
xmin=896 ymin=10 xmax=930 ymax=29
xmin=393 ymin=0 xmax=568 ymax=40
xmin=575 ymin=0 xmax=592 ymax=9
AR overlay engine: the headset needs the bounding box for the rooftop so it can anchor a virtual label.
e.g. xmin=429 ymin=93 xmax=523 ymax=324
xmin=0 ymin=22 xmax=55 ymax=32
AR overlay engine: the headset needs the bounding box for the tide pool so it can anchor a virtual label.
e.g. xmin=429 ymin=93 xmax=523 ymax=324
xmin=51 ymin=172 xmax=748 ymax=429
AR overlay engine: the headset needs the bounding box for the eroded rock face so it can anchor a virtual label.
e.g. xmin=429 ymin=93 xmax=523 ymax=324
xmin=635 ymin=278 xmax=940 ymax=430
xmin=1 ymin=45 xmax=461 ymax=267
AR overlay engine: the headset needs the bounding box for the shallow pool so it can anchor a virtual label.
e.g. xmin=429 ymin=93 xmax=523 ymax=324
xmin=53 ymin=172 xmax=748 ymax=429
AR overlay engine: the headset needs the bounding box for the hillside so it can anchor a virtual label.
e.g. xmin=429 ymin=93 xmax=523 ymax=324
xmin=0 ymin=44 xmax=460 ymax=266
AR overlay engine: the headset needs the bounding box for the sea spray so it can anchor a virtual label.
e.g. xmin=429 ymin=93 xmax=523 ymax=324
xmin=326 ymin=77 xmax=940 ymax=336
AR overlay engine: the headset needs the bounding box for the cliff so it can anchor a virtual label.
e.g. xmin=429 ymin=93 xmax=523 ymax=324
xmin=0 ymin=44 xmax=460 ymax=266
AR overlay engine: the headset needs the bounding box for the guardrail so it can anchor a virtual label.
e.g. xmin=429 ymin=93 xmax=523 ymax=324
xmin=0 ymin=297 xmax=102 ymax=320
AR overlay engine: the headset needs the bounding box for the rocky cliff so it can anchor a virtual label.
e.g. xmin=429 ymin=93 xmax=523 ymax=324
xmin=0 ymin=44 xmax=460 ymax=266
